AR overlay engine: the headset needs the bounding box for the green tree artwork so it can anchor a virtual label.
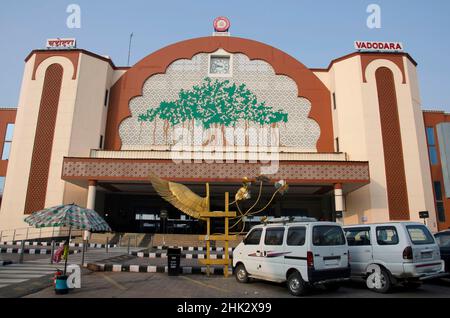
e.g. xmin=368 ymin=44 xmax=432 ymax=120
xmin=138 ymin=77 xmax=288 ymax=145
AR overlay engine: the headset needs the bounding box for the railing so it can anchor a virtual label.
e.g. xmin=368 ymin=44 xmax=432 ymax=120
xmin=0 ymin=227 xmax=83 ymax=242
xmin=90 ymin=149 xmax=349 ymax=161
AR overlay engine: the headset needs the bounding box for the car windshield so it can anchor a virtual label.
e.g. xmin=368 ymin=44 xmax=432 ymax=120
xmin=313 ymin=225 xmax=346 ymax=246
xmin=435 ymin=233 xmax=450 ymax=247
xmin=406 ymin=225 xmax=435 ymax=245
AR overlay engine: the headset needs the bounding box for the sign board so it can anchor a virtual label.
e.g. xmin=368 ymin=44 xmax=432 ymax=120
xmin=354 ymin=41 xmax=404 ymax=52
xmin=46 ymin=38 xmax=76 ymax=50
xmin=213 ymin=17 xmax=230 ymax=32
xmin=419 ymin=211 xmax=429 ymax=219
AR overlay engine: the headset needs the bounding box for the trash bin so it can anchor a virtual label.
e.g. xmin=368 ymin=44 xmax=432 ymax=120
xmin=55 ymin=275 xmax=69 ymax=295
xmin=167 ymin=248 xmax=181 ymax=276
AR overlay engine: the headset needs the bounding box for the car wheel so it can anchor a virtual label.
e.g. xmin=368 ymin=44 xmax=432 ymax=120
xmin=403 ymin=281 xmax=422 ymax=290
xmin=287 ymin=272 xmax=308 ymax=297
xmin=366 ymin=267 xmax=391 ymax=293
xmin=235 ymin=264 xmax=249 ymax=283
xmin=323 ymin=282 xmax=341 ymax=292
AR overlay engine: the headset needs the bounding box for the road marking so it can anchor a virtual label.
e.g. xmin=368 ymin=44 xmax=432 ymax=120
xmin=0 ymin=278 xmax=27 ymax=284
xmin=100 ymin=273 xmax=127 ymax=291
xmin=179 ymin=275 xmax=229 ymax=293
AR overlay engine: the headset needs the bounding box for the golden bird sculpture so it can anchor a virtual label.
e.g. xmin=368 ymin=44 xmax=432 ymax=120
xmin=149 ymin=172 xmax=209 ymax=220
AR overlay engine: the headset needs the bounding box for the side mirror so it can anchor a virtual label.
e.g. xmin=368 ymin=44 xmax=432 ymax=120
xmin=242 ymin=238 xmax=247 ymax=245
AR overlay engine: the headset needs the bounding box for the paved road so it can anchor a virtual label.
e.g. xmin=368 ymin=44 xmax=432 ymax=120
xmin=0 ymin=249 xmax=136 ymax=295
xmin=24 ymin=271 xmax=450 ymax=298
xmin=0 ymin=263 xmax=60 ymax=290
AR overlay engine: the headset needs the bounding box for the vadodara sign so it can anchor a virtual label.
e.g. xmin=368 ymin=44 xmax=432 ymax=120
xmin=354 ymin=41 xmax=404 ymax=52
xmin=46 ymin=38 xmax=77 ymax=49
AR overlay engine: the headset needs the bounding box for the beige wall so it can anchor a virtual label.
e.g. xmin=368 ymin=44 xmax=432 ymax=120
xmin=314 ymin=55 xmax=437 ymax=231
xmin=0 ymin=52 xmax=119 ymax=232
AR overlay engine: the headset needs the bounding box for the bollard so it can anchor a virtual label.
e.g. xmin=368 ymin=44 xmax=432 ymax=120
xmin=19 ymin=240 xmax=25 ymax=264
xmin=127 ymin=237 xmax=131 ymax=254
xmin=50 ymin=240 xmax=55 ymax=264
xmin=81 ymin=240 xmax=86 ymax=267
xmin=106 ymin=237 xmax=109 ymax=253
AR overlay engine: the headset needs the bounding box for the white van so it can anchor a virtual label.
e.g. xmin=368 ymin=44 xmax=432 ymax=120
xmin=344 ymin=222 xmax=445 ymax=293
xmin=233 ymin=219 xmax=350 ymax=296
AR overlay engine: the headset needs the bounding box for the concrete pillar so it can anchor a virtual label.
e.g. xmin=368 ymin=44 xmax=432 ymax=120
xmin=334 ymin=183 xmax=344 ymax=224
xmin=85 ymin=180 xmax=97 ymax=240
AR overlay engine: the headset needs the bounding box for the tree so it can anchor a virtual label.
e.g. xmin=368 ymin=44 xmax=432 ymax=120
xmin=138 ymin=77 xmax=288 ymax=145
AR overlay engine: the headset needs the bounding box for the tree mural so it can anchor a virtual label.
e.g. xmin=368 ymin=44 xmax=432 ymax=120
xmin=138 ymin=77 xmax=288 ymax=145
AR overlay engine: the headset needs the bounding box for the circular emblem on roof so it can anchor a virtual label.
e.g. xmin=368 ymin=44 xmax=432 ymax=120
xmin=213 ymin=17 xmax=230 ymax=32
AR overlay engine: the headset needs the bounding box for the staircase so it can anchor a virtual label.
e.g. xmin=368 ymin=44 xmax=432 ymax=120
xmin=138 ymin=234 xmax=153 ymax=248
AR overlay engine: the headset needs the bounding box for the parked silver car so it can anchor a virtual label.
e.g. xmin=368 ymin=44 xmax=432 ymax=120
xmin=344 ymin=222 xmax=445 ymax=293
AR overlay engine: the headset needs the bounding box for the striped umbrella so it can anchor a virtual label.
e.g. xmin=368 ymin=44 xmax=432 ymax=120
xmin=24 ymin=204 xmax=111 ymax=275
xmin=24 ymin=204 xmax=111 ymax=232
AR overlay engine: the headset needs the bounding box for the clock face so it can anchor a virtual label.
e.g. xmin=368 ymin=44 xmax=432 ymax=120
xmin=210 ymin=57 xmax=230 ymax=74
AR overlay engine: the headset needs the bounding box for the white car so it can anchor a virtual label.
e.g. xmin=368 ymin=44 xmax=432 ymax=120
xmin=344 ymin=222 xmax=446 ymax=293
xmin=232 ymin=219 xmax=351 ymax=296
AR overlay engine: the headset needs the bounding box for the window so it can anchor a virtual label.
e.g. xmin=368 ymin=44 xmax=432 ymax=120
xmin=104 ymin=90 xmax=109 ymax=107
xmin=435 ymin=233 xmax=450 ymax=247
xmin=332 ymin=92 xmax=337 ymax=110
xmin=2 ymin=123 xmax=14 ymax=160
xmin=0 ymin=176 xmax=5 ymax=194
xmin=313 ymin=225 xmax=346 ymax=246
xmin=434 ymin=182 xmax=446 ymax=222
xmin=264 ymin=228 xmax=285 ymax=246
xmin=426 ymin=127 xmax=438 ymax=165
xmin=406 ymin=225 xmax=435 ymax=245
xmin=426 ymin=127 xmax=435 ymax=145
xmin=99 ymin=135 xmax=104 ymax=149
xmin=287 ymin=227 xmax=306 ymax=246
xmin=376 ymin=227 xmax=399 ymax=245
xmin=335 ymin=137 xmax=340 ymax=152
xmin=345 ymin=227 xmax=371 ymax=246
xmin=244 ymin=229 xmax=262 ymax=245
xmin=429 ymin=147 xmax=438 ymax=165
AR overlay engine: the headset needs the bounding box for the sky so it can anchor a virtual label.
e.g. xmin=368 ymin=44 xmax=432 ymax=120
xmin=0 ymin=0 xmax=449 ymax=111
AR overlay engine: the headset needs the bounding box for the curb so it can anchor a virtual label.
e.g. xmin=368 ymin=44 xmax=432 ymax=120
xmin=153 ymin=246 xmax=234 ymax=252
xmin=0 ymin=248 xmax=81 ymax=255
xmin=132 ymin=251 xmax=233 ymax=259
xmin=87 ymin=263 xmax=232 ymax=275
xmin=1 ymin=241 xmax=117 ymax=248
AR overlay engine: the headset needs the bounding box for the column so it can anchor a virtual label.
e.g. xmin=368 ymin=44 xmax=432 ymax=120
xmin=85 ymin=180 xmax=97 ymax=240
xmin=334 ymin=183 xmax=344 ymax=224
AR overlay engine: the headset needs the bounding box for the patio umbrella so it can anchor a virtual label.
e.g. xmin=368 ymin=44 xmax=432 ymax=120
xmin=24 ymin=203 xmax=111 ymax=274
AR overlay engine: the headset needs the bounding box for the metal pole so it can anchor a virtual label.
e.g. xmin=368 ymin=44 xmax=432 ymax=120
xmin=25 ymin=228 xmax=29 ymax=240
xmin=0 ymin=230 xmax=2 ymax=242
xmin=64 ymin=227 xmax=72 ymax=275
xmin=127 ymin=237 xmax=131 ymax=255
xmin=12 ymin=229 xmax=16 ymax=242
xmin=19 ymin=240 xmax=25 ymax=264
xmin=127 ymin=32 xmax=134 ymax=66
xmin=106 ymin=237 xmax=109 ymax=253
xmin=39 ymin=228 xmax=42 ymax=239
xmin=81 ymin=240 xmax=86 ymax=267
xmin=50 ymin=240 xmax=55 ymax=264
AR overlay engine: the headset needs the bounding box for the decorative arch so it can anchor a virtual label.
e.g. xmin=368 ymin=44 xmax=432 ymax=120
xmin=105 ymin=36 xmax=334 ymax=152
xmin=32 ymin=51 xmax=79 ymax=80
